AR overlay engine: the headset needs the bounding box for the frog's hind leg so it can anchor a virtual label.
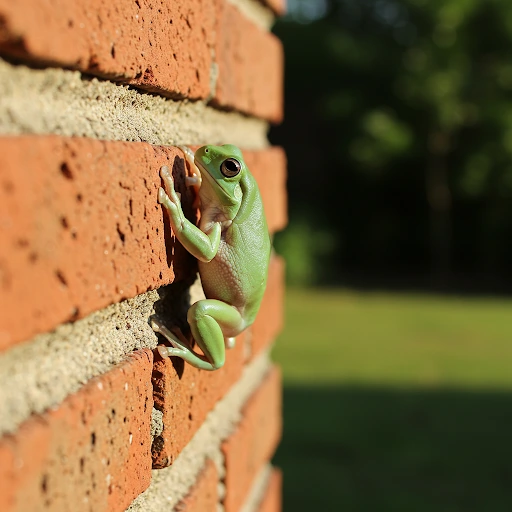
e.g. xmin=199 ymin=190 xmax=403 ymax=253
xmin=157 ymin=299 xmax=244 ymax=371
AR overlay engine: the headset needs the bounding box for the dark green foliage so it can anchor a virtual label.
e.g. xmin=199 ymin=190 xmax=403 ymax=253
xmin=272 ymin=0 xmax=512 ymax=286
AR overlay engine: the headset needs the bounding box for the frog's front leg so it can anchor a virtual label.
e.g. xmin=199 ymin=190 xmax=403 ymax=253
xmin=157 ymin=299 xmax=245 ymax=371
xmin=158 ymin=165 xmax=220 ymax=262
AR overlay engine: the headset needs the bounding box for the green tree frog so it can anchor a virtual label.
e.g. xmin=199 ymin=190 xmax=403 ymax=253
xmin=151 ymin=144 xmax=271 ymax=371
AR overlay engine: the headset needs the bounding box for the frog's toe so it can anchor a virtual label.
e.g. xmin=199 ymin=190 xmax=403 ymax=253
xmin=158 ymin=187 xmax=169 ymax=204
xmin=225 ymin=337 xmax=236 ymax=349
xmin=158 ymin=345 xmax=186 ymax=359
xmin=160 ymin=165 xmax=172 ymax=180
xmin=178 ymin=145 xmax=195 ymax=161
xmin=151 ymin=316 xmax=163 ymax=332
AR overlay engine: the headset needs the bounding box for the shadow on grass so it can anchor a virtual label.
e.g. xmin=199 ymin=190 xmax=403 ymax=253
xmin=274 ymin=386 xmax=512 ymax=512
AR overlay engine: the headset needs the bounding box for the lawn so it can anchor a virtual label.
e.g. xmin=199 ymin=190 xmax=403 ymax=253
xmin=272 ymin=288 xmax=512 ymax=511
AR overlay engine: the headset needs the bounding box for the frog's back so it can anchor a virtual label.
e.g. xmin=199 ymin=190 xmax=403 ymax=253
xmin=199 ymin=172 xmax=271 ymax=326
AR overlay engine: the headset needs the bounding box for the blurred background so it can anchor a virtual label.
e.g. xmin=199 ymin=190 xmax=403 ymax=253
xmin=269 ymin=0 xmax=512 ymax=510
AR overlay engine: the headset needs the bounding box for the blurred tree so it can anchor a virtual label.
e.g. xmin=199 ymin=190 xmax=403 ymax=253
xmin=272 ymin=0 xmax=512 ymax=288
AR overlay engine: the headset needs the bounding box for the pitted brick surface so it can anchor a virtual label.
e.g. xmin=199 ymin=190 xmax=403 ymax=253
xmin=0 ymin=0 xmax=283 ymax=120
xmin=0 ymin=136 xmax=286 ymax=351
xmin=0 ymin=349 xmax=153 ymax=512
xmin=213 ymin=1 xmax=283 ymax=122
xmin=0 ymin=0 xmax=214 ymax=100
xmin=151 ymin=336 xmax=245 ymax=468
xmin=0 ymin=137 xmax=195 ymax=350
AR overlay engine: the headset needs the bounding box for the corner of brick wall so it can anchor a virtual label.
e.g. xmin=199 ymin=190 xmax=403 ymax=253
xmin=0 ymin=0 xmax=287 ymax=511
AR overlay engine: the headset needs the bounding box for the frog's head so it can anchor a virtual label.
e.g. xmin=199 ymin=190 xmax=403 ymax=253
xmin=194 ymin=144 xmax=246 ymax=208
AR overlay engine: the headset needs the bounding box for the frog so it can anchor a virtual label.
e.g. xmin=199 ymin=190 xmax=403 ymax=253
xmin=151 ymin=144 xmax=271 ymax=371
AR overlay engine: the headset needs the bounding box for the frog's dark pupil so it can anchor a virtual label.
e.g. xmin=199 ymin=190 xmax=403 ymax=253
xmin=222 ymin=158 xmax=240 ymax=177
xmin=225 ymin=160 xmax=238 ymax=173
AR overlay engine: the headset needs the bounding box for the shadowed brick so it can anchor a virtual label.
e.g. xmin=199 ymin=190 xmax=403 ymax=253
xmin=0 ymin=349 xmax=153 ymax=512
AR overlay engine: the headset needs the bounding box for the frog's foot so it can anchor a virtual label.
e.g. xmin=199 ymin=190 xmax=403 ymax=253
xmin=158 ymin=166 xmax=186 ymax=229
xmin=225 ymin=337 xmax=236 ymax=349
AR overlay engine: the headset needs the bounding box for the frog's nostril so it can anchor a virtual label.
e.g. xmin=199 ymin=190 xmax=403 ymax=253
xmin=205 ymin=148 xmax=209 ymax=153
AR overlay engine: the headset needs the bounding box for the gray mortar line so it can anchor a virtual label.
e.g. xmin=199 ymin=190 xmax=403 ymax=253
xmin=127 ymin=350 xmax=273 ymax=512
xmin=228 ymin=0 xmax=276 ymax=30
xmin=0 ymin=288 xmax=160 ymax=436
xmin=0 ymin=59 xmax=269 ymax=150
xmin=0 ymin=276 xmax=208 ymax=436
xmin=239 ymin=464 xmax=273 ymax=512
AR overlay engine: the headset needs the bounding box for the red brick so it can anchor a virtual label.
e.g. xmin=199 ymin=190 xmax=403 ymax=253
xmin=0 ymin=136 xmax=286 ymax=351
xmin=249 ymin=256 xmax=285 ymax=360
xmin=175 ymin=459 xmax=218 ymax=512
xmin=0 ymin=349 xmax=153 ymax=512
xmin=0 ymin=0 xmax=283 ymax=121
xmin=0 ymin=137 xmax=194 ymax=350
xmin=222 ymin=366 xmax=282 ymax=512
xmin=257 ymin=468 xmax=282 ymax=512
xmin=213 ymin=1 xmax=283 ymax=122
xmin=151 ymin=339 xmax=245 ymax=468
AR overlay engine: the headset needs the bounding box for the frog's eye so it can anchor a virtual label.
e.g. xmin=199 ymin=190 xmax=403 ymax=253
xmin=220 ymin=158 xmax=241 ymax=178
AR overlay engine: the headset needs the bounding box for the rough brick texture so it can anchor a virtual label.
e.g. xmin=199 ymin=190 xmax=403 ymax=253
xmin=0 ymin=136 xmax=287 ymax=351
xmin=151 ymin=339 xmax=245 ymax=468
xmin=257 ymin=469 xmax=282 ymax=512
xmin=151 ymin=254 xmax=283 ymax=468
xmin=0 ymin=0 xmax=282 ymax=121
xmin=175 ymin=459 xmax=218 ymax=512
xmin=0 ymin=349 xmax=153 ymax=512
xmin=212 ymin=1 xmax=283 ymax=122
xmin=222 ymin=366 xmax=282 ymax=512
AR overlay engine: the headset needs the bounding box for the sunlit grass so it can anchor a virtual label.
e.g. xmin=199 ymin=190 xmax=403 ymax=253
xmin=273 ymin=288 xmax=512 ymax=388
xmin=272 ymin=288 xmax=512 ymax=511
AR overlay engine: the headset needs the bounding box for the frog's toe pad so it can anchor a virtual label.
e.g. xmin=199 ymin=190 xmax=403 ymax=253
xmin=225 ymin=337 xmax=236 ymax=349
xmin=157 ymin=187 xmax=166 ymax=203
xmin=151 ymin=317 xmax=162 ymax=333
xmin=158 ymin=345 xmax=186 ymax=359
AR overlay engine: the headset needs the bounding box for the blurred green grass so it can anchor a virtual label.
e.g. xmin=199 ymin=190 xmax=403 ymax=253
xmin=272 ymin=289 xmax=512 ymax=511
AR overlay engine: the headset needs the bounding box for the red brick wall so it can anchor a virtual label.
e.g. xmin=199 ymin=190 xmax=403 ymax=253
xmin=0 ymin=0 xmax=286 ymax=510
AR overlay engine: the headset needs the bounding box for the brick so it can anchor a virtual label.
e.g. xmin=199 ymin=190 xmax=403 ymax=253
xmin=0 ymin=349 xmax=153 ymax=512
xmin=0 ymin=0 xmax=283 ymax=121
xmin=213 ymin=1 xmax=283 ymax=122
xmin=0 ymin=136 xmax=194 ymax=350
xmin=249 ymin=256 xmax=285 ymax=360
xmin=151 ymin=338 xmax=245 ymax=468
xmin=175 ymin=459 xmax=218 ymax=512
xmin=0 ymin=136 xmax=286 ymax=351
xmin=222 ymin=366 xmax=282 ymax=512
xmin=257 ymin=469 xmax=282 ymax=512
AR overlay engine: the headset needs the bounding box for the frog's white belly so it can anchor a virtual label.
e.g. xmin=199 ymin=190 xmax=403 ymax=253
xmin=198 ymin=240 xmax=267 ymax=324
